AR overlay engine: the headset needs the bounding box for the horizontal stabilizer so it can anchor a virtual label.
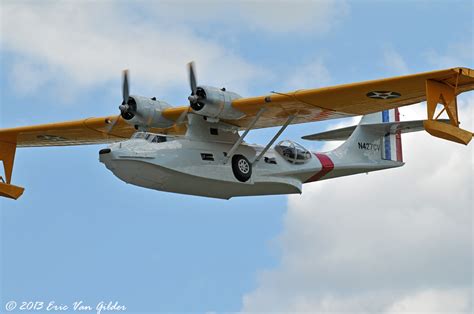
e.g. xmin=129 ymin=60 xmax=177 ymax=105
xmin=302 ymin=119 xmax=449 ymax=141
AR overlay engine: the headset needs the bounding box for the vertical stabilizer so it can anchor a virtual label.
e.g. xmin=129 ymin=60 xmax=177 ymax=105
xmin=359 ymin=108 xmax=403 ymax=162
xmin=328 ymin=108 xmax=404 ymax=166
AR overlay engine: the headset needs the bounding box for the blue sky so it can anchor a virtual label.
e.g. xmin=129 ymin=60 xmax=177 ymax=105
xmin=1 ymin=1 xmax=473 ymax=313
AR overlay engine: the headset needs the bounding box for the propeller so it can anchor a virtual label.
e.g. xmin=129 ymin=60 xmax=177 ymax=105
xmin=108 ymin=64 xmax=198 ymax=134
xmin=189 ymin=62 xmax=197 ymax=97
xmin=106 ymin=70 xmax=135 ymax=134
xmin=123 ymin=70 xmax=129 ymax=103
xmin=187 ymin=62 xmax=205 ymax=111
xmin=119 ymin=70 xmax=137 ymax=120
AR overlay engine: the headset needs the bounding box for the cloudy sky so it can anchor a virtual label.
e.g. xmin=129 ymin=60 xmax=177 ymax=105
xmin=1 ymin=1 xmax=472 ymax=313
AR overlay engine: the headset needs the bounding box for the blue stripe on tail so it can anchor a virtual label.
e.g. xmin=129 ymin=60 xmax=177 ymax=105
xmin=382 ymin=110 xmax=391 ymax=159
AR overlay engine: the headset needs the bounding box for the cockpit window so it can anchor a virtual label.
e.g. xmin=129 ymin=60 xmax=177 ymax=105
xmin=132 ymin=132 xmax=146 ymax=139
xmin=151 ymin=135 xmax=167 ymax=143
xmin=275 ymin=140 xmax=312 ymax=164
xmin=132 ymin=132 xmax=167 ymax=143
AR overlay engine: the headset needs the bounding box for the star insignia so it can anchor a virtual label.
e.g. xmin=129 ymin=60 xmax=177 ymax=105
xmin=366 ymin=91 xmax=401 ymax=99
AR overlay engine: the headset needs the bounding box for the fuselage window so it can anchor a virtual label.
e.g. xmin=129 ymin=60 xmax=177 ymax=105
xmin=201 ymin=153 xmax=214 ymax=161
xmin=264 ymin=157 xmax=277 ymax=164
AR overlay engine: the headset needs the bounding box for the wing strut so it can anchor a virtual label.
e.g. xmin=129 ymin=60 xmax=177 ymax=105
xmin=423 ymin=72 xmax=473 ymax=145
xmin=253 ymin=115 xmax=295 ymax=165
xmin=0 ymin=138 xmax=25 ymax=200
xmin=222 ymin=108 xmax=266 ymax=164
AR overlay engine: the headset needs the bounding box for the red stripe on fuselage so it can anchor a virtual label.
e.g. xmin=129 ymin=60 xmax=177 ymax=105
xmin=305 ymin=153 xmax=334 ymax=183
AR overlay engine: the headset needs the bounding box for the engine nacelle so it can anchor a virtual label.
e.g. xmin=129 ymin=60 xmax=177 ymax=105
xmin=122 ymin=95 xmax=175 ymax=129
xmin=190 ymin=86 xmax=245 ymax=120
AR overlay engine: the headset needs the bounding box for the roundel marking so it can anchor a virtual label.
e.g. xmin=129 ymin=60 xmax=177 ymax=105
xmin=366 ymin=91 xmax=401 ymax=100
xmin=37 ymin=134 xmax=68 ymax=142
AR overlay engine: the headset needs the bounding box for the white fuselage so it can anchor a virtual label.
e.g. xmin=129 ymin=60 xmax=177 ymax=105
xmin=99 ymin=136 xmax=400 ymax=199
xmin=100 ymin=137 xmax=305 ymax=199
xmin=99 ymin=113 xmax=403 ymax=199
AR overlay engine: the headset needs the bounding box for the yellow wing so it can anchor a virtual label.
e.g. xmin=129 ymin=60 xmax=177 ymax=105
xmin=1 ymin=66 xmax=473 ymax=199
xmin=228 ymin=67 xmax=474 ymax=129
xmin=0 ymin=115 xmax=185 ymax=148
xmin=4 ymin=67 xmax=471 ymax=148
xmin=0 ymin=115 xmax=185 ymax=199
xmin=161 ymin=67 xmax=474 ymax=143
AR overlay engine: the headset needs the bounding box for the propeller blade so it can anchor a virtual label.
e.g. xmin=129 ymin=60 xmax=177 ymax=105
xmin=122 ymin=69 xmax=129 ymax=104
xmin=188 ymin=62 xmax=197 ymax=95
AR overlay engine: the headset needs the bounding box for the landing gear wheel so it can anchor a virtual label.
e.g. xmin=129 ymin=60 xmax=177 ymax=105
xmin=232 ymin=155 xmax=252 ymax=182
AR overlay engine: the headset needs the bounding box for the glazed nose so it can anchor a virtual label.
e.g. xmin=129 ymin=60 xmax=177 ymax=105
xmin=99 ymin=148 xmax=111 ymax=155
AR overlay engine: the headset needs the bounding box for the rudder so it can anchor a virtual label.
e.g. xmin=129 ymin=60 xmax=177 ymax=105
xmin=360 ymin=108 xmax=403 ymax=162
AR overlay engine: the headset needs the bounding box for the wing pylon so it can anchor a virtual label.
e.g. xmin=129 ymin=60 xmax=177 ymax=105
xmin=424 ymin=74 xmax=473 ymax=144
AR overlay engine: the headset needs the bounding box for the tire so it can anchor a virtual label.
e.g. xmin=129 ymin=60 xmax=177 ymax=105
xmin=232 ymin=154 xmax=252 ymax=182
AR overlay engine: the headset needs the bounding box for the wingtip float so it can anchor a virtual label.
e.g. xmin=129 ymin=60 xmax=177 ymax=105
xmin=0 ymin=65 xmax=473 ymax=200
xmin=0 ymin=139 xmax=24 ymax=199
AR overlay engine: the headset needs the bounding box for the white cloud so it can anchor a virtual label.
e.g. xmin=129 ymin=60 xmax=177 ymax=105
xmin=285 ymin=58 xmax=332 ymax=90
xmin=242 ymin=97 xmax=473 ymax=312
xmin=0 ymin=2 xmax=264 ymax=99
xmin=425 ymin=41 xmax=474 ymax=69
xmin=0 ymin=1 xmax=351 ymax=103
xmin=237 ymin=0 xmax=349 ymax=35
xmin=145 ymin=0 xmax=349 ymax=35
xmin=385 ymin=288 xmax=472 ymax=314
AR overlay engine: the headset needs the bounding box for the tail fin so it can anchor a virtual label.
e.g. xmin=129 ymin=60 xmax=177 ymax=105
xmin=303 ymin=108 xmax=411 ymax=165
xmin=360 ymin=109 xmax=403 ymax=162
xmin=303 ymin=108 xmax=449 ymax=164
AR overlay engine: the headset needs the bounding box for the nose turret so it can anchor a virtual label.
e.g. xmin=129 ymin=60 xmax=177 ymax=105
xmin=99 ymin=148 xmax=111 ymax=155
xmin=99 ymin=147 xmax=114 ymax=166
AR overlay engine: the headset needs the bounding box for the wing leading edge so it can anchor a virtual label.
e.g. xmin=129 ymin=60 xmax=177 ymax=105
xmin=4 ymin=67 xmax=470 ymax=147
xmin=229 ymin=67 xmax=474 ymax=129
xmin=0 ymin=116 xmax=185 ymax=148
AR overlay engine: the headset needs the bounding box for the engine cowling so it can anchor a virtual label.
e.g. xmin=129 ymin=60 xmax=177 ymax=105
xmin=190 ymin=86 xmax=245 ymax=120
xmin=121 ymin=95 xmax=175 ymax=129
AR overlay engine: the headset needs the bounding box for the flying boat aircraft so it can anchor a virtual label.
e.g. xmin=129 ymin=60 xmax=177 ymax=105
xmin=0 ymin=64 xmax=473 ymax=200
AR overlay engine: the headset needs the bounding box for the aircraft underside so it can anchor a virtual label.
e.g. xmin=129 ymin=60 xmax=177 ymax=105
xmin=100 ymin=137 xmax=305 ymax=199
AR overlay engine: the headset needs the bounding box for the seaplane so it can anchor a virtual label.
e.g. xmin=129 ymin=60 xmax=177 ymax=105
xmin=0 ymin=63 xmax=472 ymax=200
